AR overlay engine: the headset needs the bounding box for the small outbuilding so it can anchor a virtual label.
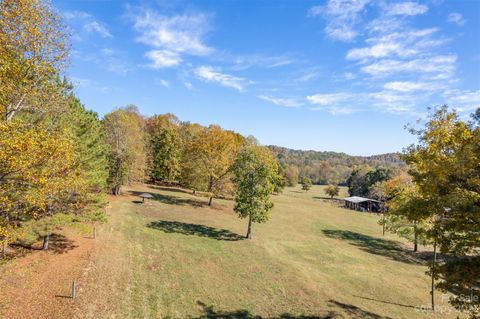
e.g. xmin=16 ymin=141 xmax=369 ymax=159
xmin=344 ymin=196 xmax=380 ymax=212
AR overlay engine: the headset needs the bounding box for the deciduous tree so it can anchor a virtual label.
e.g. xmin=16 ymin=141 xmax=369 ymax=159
xmin=403 ymin=107 xmax=480 ymax=317
xmin=146 ymin=114 xmax=182 ymax=184
xmin=104 ymin=106 xmax=146 ymax=195
xmin=325 ymin=184 xmax=340 ymax=198
xmin=231 ymin=146 xmax=280 ymax=239
xmin=186 ymin=125 xmax=243 ymax=206
xmin=0 ymin=0 xmax=68 ymax=122
xmin=301 ymin=177 xmax=312 ymax=192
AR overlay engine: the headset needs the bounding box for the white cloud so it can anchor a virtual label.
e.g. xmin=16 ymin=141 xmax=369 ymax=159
xmin=369 ymin=91 xmax=417 ymax=113
xmin=131 ymin=9 xmax=212 ymax=68
xmin=306 ymin=93 xmax=356 ymax=114
xmin=347 ymin=42 xmax=402 ymax=60
xmin=308 ymin=0 xmax=370 ymax=42
xmin=385 ymin=2 xmax=428 ymax=16
xmin=347 ymin=28 xmax=440 ymax=61
xmin=296 ymin=70 xmax=321 ymax=82
xmin=195 ymin=66 xmax=246 ymax=91
xmin=184 ymin=81 xmax=194 ymax=90
xmin=384 ymin=81 xmax=438 ymax=92
xmin=157 ymin=79 xmax=170 ymax=88
xmin=342 ymin=72 xmax=356 ymax=80
xmin=231 ymin=54 xmax=296 ymax=70
xmin=64 ymin=11 xmax=112 ymax=38
xmin=146 ymin=50 xmax=181 ymax=69
xmin=443 ymin=89 xmax=480 ymax=112
xmin=258 ymin=95 xmax=302 ymax=107
xmin=307 ymin=93 xmax=351 ymax=106
xmin=447 ymin=13 xmax=466 ymax=26
xmin=84 ymin=21 xmax=112 ymax=38
xmin=361 ymin=55 xmax=457 ymax=78
xmin=100 ymin=48 xmax=131 ymax=75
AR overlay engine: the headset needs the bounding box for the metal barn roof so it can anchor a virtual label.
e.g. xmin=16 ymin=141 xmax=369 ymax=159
xmin=344 ymin=196 xmax=380 ymax=203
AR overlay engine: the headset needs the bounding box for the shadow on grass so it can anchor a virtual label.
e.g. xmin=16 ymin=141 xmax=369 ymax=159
xmin=329 ymin=300 xmax=394 ymax=319
xmin=147 ymin=221 xmax=244 ymax=241
xmin=9 ymin=233 xmax=78 ymax=255
xmin=129 ymin=190 xmax=208 ymax=208
xmin=353 ymin=295 xmax=418 ymax=309
xmin=322 ymin=229 xmax=425 ymax=265
xmin=148 ymin=184 xmax=193 ymax=195
xmin=45 ymin=234 xmax=78 ymax=254
xmin=191 ymin=300 xmax=392 ymax=318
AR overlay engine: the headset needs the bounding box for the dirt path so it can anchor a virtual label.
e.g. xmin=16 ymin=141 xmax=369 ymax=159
xmin=0 ymin=196 xmax=129 ymax=319
xmin=0 ymin=229 xmax=97 ymax=319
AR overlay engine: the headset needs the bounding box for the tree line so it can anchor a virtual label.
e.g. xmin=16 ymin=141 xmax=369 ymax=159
xmin=269 ymin=145 xmax=405 ymax=187
xmin=103 ymin=107 xmax=284 ymax=238
xmin=0 ymin=0 xmax=284 ymax=247
xmin=1 ymin=0 xmax=109 ymax=252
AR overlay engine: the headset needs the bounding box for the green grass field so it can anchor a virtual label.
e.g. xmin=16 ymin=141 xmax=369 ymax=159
xmin=75 ymin=184 xmax=457 ymax=318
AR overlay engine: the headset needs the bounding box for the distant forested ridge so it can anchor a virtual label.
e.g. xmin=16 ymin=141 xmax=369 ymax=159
xmin=268 ymin=145 xmax=405 ymax=186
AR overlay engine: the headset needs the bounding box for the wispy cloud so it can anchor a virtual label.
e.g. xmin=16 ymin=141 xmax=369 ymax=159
xmin=308 ymin=0 xmax=370 ymax=42
xmin=443 ymin=89 xmax=480 ymax=112
xmin=385 ymin=2 xmax=428 ymax=16
xmin=195 ymin=66 xmax=246 ymax=91
xmin=157 ymin=79 xmax=170 ymax=88
xmin=368 ymin=91 xmax=418 ymax=113
xmin=361 ymin=55 xmax=456 ymax=78
xmin=230 ymin=54 xmax=296 ymax=70
xmin=64 ymin=11 xmax=112 ymax=38
xmin=146 ymin=50 xmax=181 ymax=68
xmin=130 ymin=9 xmax=213 ymax=68
xmin=347 ymin=28 xmax=443 ymax=61
xmin=383 ymin=81 xmax=440 ymax=92
xmin=306 ymin=93 xmax=357 ymax=114
xmin=100 ymin=48 xmax=132 ymax=75
xmin=258 ymin=95 xmax=303 ymax=107
xmin=447 ymin=12 xmax=466 ymax=26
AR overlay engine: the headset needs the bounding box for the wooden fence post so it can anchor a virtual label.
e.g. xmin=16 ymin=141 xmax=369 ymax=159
xmin=71 ymin=280 xmax=77 ymax=299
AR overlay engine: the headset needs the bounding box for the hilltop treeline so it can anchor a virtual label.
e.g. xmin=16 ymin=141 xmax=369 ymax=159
xmin=268 ymin=145 xmax=405 ymax=186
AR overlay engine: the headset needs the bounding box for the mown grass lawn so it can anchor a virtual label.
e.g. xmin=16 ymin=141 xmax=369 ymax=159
xmin=75 ymin=184 xmax=458 ymax=319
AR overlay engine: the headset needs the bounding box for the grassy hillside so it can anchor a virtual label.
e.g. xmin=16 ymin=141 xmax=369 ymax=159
xmin=69 ymin=184 xmax=456 ymax=318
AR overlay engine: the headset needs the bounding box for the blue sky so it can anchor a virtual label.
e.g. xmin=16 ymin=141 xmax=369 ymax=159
xmin=54 ymin=0 xmax=480 ymax=155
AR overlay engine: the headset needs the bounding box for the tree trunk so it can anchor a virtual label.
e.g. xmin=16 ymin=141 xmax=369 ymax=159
xmin=246 ymin=215 xmax=252 ymax=239
xmin=413 ymin=222 xmax=418 ymax=252
xmin=113 ymin=185 xmax=121 ymax=196
xmin=43 ymin=234 xmax=50 ymax=250
xmin=431 ymin=237 xmax=437 ymax=312
xmin=208 ymin=176 xmax=214 ymax=206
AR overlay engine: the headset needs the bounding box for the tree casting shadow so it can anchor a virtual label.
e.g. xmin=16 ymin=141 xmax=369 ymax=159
xmin=10 ymin=233 xmax=78 ymax=255
xmin=129 ymin=190 xmax=208 ymax=208
xmin=147 ymin=220 xmax=244 ymax=241
xmin=352 ymin=295 xmax=418 ymax=309
xmin=329 ymin=300 xmax=393 ymax=319
xmin=322 ymin=229 xmax=425 ymax=265
xmin=190 ymin=300 xmax=392 ymax=319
